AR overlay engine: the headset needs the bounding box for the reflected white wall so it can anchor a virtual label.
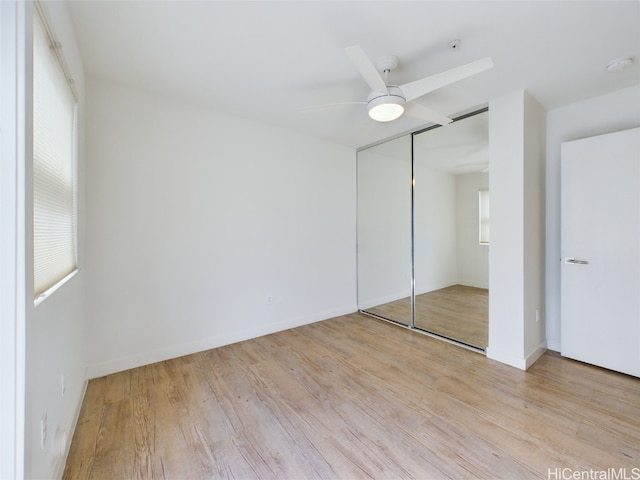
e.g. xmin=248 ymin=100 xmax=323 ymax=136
xmin=413 ymin=164 xmax=457 ymax=294
xmin=357 ymin=136 xmax=412 ymax=309
xmin=456 ymin=172 xmax=489 ymax=288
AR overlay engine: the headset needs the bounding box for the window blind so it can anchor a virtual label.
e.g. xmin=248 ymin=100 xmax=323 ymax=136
xmin=33 ymin=13 xmax=77 ymax=297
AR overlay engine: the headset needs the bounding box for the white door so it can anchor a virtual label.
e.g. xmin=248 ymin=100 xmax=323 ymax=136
xmin=561 ymin=127 xmax=640 ymax=377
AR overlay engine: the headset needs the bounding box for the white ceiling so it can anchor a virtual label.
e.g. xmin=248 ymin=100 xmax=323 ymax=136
xmin=67 ymin=1 xmax=640 ymax=149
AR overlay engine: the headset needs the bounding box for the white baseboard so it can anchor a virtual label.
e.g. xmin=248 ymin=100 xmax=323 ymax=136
xmin=456 ymin=280 xmax=490 ymax=290
xmin=486 ymin=347 xmax=528 ymax=370
xmin=486 ymin=341 xmax=547 ymax=371
xmin=360 ymin=282 xmax=484 ymax=308
xmin=525 ymin=342 xmax=547 ymax=369
xmin=414 ymin=281 xmax=457 ymax=297
xmin=358 ymin=291 xmax=409 ymax=310
xmin=85 ymin=305 xmax=356 ymax=379
xmin=52 ymin=379 xmax=88 ymax=479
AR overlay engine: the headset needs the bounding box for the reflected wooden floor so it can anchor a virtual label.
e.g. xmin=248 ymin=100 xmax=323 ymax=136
xmin=63 ymin=313 xmax=640 ymax=479
xmin=363 ymin=284 xmax=488 ymax=349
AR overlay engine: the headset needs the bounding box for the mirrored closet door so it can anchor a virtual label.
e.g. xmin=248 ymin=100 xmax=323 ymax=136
xmin=357 ymin=135 xmax=412 ymax=326
xmin=413 ymin=110 xmax=489 ymax=349
xmin=357 ymin=109 xmax=489 ymax=350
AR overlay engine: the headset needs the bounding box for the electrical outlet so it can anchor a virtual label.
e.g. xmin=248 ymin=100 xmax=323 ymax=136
xmin=266 ymin=294 xmax=273 ymax=305
xmin=41 ymin=413 xmax=47 ymax=449
xmin=60 ymin=374 xmax=66 ymax=396
xmin=535 ymin=309 xmax=540 ymax=323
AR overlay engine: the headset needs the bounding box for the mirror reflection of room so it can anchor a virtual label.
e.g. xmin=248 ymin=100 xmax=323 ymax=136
xmin=357 ymin=109 xmax=489 ymax=351
xmin=356 ymin=135 xmax=412 ymax=327
xmin=414 ymin=110 xmax=489 ymax=349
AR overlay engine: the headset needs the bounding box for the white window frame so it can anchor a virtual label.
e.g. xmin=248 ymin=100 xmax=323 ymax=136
xmin=32 ymin=2 xmax=79 ymax=305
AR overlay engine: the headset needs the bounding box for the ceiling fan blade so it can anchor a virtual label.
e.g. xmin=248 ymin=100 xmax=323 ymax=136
xmin=405 ymin=102 xmax=453 ymax=126
xmin=400 ymin=57 xmax=494 ymax=102
xmin=345 ymin=45 xmax=388 ymax=94
xmin=299 ymin=101 xmax=366 ymax=113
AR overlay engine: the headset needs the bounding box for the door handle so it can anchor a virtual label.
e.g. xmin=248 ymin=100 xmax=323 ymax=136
xmin=565 ymin=257 xmax=589 ymax=265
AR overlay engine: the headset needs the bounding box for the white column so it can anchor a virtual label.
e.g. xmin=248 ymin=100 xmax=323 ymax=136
xmin=487 ymin=90 xmax=546 ymax=369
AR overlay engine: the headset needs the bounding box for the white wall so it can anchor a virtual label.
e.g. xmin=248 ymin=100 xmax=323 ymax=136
xmin=523 ymin=92 xmax=546 ymax=358
xmin=488 ymin=90 xmax=546 ymax=369
xmin=456 ymin=172 xmax=489 ymax=289
xmin=84 ymin=78 xmax=356 ymax=377
xmin=414 ymin=165 xmax=458 ymax=294
xmin=545 ymin=85 xmax=640 ymax=351
xmin=24 ymin=2 xmax=88 ymax=479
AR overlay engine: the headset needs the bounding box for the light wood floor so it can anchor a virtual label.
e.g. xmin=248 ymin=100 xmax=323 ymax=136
xmin=64 ymin=313 xmax=640 ymax=479
xmin=363 ymin=284 xmax=488 ymax=349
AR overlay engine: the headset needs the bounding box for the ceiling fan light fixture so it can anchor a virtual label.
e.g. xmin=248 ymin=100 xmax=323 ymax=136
xmin=369 ymin=101 xmax=405 ymax=122
xmin=367 ymin=88 xmax=406 ymax=122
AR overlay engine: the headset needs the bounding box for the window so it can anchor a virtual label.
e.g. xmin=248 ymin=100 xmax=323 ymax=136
xmin=32 ymin=7 xmax=78 ymax=301
xmin=479 ymin=189 xmax=490 ymax=245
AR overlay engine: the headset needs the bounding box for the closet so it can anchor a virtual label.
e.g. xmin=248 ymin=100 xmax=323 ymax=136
xmin=357 ymin=108 xmax=489 ymax=350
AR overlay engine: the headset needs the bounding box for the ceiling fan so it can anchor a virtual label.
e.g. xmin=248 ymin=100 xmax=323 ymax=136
xmin=333 ymin=45 xmax=493 ymax=125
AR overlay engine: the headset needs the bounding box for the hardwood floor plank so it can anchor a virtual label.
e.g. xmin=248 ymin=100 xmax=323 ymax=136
xmin=64 ymin=313 xmax=640 ymax=479
xmin=418 ymin=414 xmax=538 ymax=479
